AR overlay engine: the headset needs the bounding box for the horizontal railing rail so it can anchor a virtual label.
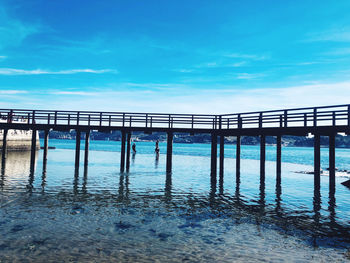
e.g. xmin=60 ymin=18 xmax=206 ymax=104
xmin=0 ymin=104 xmax=349 ymax=130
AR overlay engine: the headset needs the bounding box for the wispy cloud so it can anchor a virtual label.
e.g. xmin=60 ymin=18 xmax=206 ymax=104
xmin=306 ymin=28 xmax=350 ymax=42
xmin=0 ymin=7 xmax=39 ymax=50
xmin=223 ymin=53 xmax=269 ymax=61
xmin=236 ymin=73 xmax=264 ymax=80
xmin=0 ymin=55 xmax=7 ymax=60
xmin=0 ymin=90 xmax=27 ymax=94
xmin=324 ymin=48 xmax=350 ymax=56
xmin=0 ymin=68 xmax=117 ymax=75
xmin=52 ymin=91 xmax=99 ymax=96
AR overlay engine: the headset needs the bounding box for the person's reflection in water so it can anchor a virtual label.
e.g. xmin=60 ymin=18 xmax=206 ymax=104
xmin=132 ymin=151 xmax=136 ymax=165
xmin=155 ymin=153 xmax=159 ymax=169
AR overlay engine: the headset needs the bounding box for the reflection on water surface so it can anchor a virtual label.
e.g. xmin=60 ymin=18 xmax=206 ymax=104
xmin=0 ymin=144 xmax=350 ymax=262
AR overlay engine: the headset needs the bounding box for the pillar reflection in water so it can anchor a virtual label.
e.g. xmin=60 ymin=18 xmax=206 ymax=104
xmin=275 ymin=175 xmax=282 ymax=215
xmin=164 ymin=172 xmax=172 ymax=202
xmin=117 ymin=173 xmax=130 ymax=203
xmin=0 ymin=151 xmax=37 ymax=190
xmin=328 ymin=189 xmax=336 ymax=225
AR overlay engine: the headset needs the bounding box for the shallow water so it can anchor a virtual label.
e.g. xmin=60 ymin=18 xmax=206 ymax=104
xmin=1 ymin=141 xmax=350 ymax=262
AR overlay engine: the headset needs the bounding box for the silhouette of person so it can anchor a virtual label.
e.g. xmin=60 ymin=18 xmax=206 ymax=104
xmin=155 ymin=139 xmax=160 ymax=155
xmin=132 ymin=143 xmax=136 ymax=153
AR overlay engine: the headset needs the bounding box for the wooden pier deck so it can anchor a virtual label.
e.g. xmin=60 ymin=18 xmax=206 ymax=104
xmin=1 ymin=104 xmax=349 ymax=195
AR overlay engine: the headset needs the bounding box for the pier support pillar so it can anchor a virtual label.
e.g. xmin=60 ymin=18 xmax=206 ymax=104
xmin=43 ymin=130 xmax=49 ymax=171
xmin=120 ymin=131 xmax=126 ymax=173
xmin=219 ymin=135 xmax=224 ymax=178
xmin=166 ymin=132 xmax=173 ymax=173
xmin=1 ymin=129 xmax=8 ymax=160
xmin=236 ymin=135 xmax=241 ymax=180
xmin=126 ymin=132 xmax=131 ymax=172
xmin=260 ymin=135 xmax=266 ymax=180
xmin=276 ymin=135 xmax=282 ymax=181
xmin=30 ymin=129 xmax=37 ymax=173
xmin=84 ymin=130 xmax=90 ymax=167
xmin=211 ymin=133 xmax=217 ymax=176
xmin=1 ymin=129 xmax=8 ymax=171
xmin=329 ymin=133 xmax=336 ymax=193
xmin=75 ymin=130 xmax=81 ymax=171
xmin=314 ymin=134 xmax=321 ymax=189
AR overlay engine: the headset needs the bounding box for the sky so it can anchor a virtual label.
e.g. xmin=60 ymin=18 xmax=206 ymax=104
xmin=0 ymin=0 xmax=350 ymax=114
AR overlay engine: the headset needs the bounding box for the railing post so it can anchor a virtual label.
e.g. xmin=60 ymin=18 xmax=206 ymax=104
xmin=100 ymin=112 xmax=103 ymax=126
xmin=8 ymin=110 xmax=13 ymax=123
xmin=122 ymin=113 xmax=125 ymax=127
xmin=259 ymin=112 xmax=262 ymax=128
xmin=77 ymin=112 xmax=80 ymax=126
xmin=313 ymin=108 xmax=317 ymax=127
xmin=168 ymin=114 xmax=171 ymax=128
xmin=54 ymin=111 xmax=57 ymax=125
xmin=145 ymin=114 xmax=148 ymax=128
xmin=191 ymin=115 xmax=194 ymax=129
xmin=109 ymin=115 xmax=112 ymax=126
xmin=32 ymin=110 xmax=35 ymax=124
xmin=219 ymin=116 xmax=222 ymax=130
xmin=150 ymin=116 xmax=153 ymax=128
xmin=227 ymin=118 xmax=230 ymax=129
xmin=27 ymin=113 xmax=30 ymax=124
xmin=348 ymin=105 xmax=350 ymax=127
xmin=88 ymin=115 xmax=91 ymax=126
xmin=68 ymin=114 xmax=71 ymax=125
xmin=47 ymin=113 xmax=50 ymax=125
xmin=284 ymin=110 xmax=288 ymax=128
xmin=332 ymin=111 xmax=336 ymax=126
xmin=279 ymin=115 xmax=283 ymax=128
xmin=238 ymin=114 xmax=242 ymax=129
xmin=304 ymin=113 xmax=307 ymax=127
xmin=129 ymin=116 xmax=132 ymax=127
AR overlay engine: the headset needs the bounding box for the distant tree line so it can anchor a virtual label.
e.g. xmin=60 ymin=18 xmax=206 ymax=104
xmin=39 ymin=131 xmax=350 ymax=148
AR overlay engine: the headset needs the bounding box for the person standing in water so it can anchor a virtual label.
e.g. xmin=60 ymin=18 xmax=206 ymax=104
xmin=155 ymin=140 xmax=160 ymax=155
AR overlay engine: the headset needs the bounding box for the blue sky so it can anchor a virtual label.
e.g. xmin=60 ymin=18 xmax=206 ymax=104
xmin=1 ymin=0 xmax=350 ymax=113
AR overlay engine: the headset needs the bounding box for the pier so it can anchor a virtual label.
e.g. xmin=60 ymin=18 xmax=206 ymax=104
xmin=1 ymin=104 xmax=350 ymax=195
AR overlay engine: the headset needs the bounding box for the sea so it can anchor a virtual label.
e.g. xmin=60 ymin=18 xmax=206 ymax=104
xmin=1 ymin=139 xmax=350 ymax=262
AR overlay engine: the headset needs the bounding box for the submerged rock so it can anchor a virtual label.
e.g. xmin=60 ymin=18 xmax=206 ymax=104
xmin=341 ymin=179 xmax=350 ymax=189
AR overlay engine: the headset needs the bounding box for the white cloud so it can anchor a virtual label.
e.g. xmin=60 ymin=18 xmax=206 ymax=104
xmin=0 ymin=90 xmax=27 ymax=94
xmin=0 ymin=68 xmax=117 ymax=75
xmin=306 ymin=28 xmax=350 ymax=42
xmin=0 ymin=55 xmax=7 ymax=60
xmin=1 ymin=81 xmax=349 ymax=115
xmin=0 ymin=7 xmax=39 ymax=50
xmin=53 ymin=91 xmax=99 ymax=96
xmin=236 ymin=73 xmax=263 ymax=80
xmin=223 ymin=53 xmax=269 ymax=61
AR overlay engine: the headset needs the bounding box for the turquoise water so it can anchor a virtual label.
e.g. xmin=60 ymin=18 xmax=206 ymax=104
xmin=46 ymin=139 xmax=350 ymax=170
xmin=0 ymin=139 xmax=350 ymax=262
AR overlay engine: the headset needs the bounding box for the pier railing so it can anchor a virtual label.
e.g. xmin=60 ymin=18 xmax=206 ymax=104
xmin=0 ymin=104 xmax=349 ymax=130
xmin=0 ymin=109 xmax=217 ymax=129
xmin=220 ymin=104 xmax=350 ymax=129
